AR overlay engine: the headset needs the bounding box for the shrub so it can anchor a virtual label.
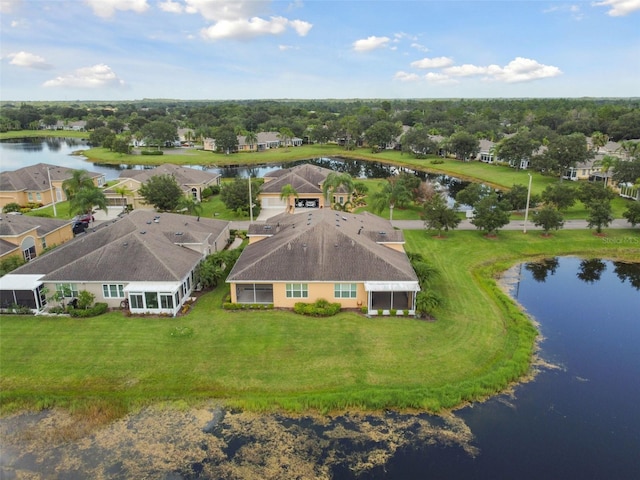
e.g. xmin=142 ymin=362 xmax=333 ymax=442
xmin=2 ymin=202 xmax=21 ymax=213
xmin=390 ymin=308 xmax=397 ymax=316
xmin=294 ymin=298 xmax=341 ymax=317
xmin=141 ymin=150 xmax=164 ymax=155
xmin=223 ymin=302 xmax=273 ymax=310
xmin=361 ymin=306 xmax=368 ymax=314
xmin=430 ymin=159 xmax=445 ymax=165
xmin=68 ymin=302 xmax=108 ymax=318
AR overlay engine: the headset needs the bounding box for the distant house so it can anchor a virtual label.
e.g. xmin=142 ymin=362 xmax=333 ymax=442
xmin=0 ymin=163 xmax=105 ymax=210
xmin=0 ymin=214 xmax=74 ymax=263
xmin=103 ymin=164 xmax=221 ymax=212
xmin=258 ymin=164 xmax=351 ymax=216
xmin=40 ymin=120 xmax=86 ymax=131
xmin=226 ymin=209 xmax=419 ymax=314
xmin=204 ymin=131 xmax=303 ymax=153
xmin=0 ymin=211 xmax=230 ymax=315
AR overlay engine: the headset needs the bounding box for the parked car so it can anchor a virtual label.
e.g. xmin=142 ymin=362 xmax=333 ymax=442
xmin=72 ymin=221 xmax=88 ymax=235
xmin=73 ymin=212 xmax=94 ymax=224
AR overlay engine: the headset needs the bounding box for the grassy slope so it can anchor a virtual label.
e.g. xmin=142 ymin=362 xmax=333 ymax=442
xmin=1 ymin=229 xmax=638 ymax=414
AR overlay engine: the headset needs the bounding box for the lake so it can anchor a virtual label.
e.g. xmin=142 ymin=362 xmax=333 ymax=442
xmin=1 ymin=257 xmax=638 ymax=478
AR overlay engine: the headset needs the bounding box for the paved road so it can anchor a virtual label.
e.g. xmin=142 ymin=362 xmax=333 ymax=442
xmin=230 ymin=217 xmax=635 ymax=232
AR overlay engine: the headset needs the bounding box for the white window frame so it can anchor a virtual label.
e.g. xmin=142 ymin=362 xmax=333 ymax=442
xmin=102 ymin=284 xmax=125 ymax=298
xmin=286 ymin=283 xmax=308 ymax=298
xmin=334 ymin=283 xmax=357 ymax=298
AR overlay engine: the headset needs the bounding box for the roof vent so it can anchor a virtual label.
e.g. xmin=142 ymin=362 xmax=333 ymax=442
xmin=123 ymin=242 xmax=128 ymax=247
xmin=154 ymin=218 xmax=159 ymax=223
xmin=342 ymin=216 xmax=347 ymax=221
xmin=379 ymin=231 xmax=386 ymax=235
xmin=175 ymin=232 xmax=183 ymax=235
xmin=264 ymin=225 xmax=272 ymax=230
xmin=147 ymin=220 xmax=152 ymax=224
xmin=140 ymin=231 xmax=146 ymax=234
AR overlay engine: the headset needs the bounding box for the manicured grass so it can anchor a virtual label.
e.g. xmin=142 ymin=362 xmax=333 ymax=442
xmin=2 ymin=229 xmax=638 ymax=414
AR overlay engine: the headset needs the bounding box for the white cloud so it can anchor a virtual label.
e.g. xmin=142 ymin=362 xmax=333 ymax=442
xmin=443 ymin=57 xmax=562 ymax=83
xmin=201 ymin=16 xmax=310 ymax=40
xmin=592 ymin=0 xmax=640 ymax=16
xmin=0 ymin=0 xmax=21 ymax=14
xmin=410 ymin=56 xmax=454 ymax=69
xmin=410 ymin=43 xmax=429 ymax=53
xmin=43 ymin=64 xmax=125 ymax=88
xmin=6 ymin=51 xmax=53 ymax=70
xmin=394 ymin=71 xmax=420 ymax=82
xmin=84 ymin=0 xmax=149 ymax=18
xmin=352 ymin=36 xmax=390 ymax=52
xmin=183 ymin=0 xmax=270 ymax=21
xmin=425 ymin=72 xmax=458 ymax=85
xmin=159 ymin=0 xmax=184 ymax=14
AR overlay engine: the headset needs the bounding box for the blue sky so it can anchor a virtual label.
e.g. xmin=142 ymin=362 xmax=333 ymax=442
xmin=1 ymin=0 xmax=639 ymax=101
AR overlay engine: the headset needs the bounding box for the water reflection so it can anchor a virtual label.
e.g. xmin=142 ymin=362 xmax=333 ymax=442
xmin=524 ymin=257 xmax=559 ymax=282
xmin=576 ymin=258 xmax=607 ymax=283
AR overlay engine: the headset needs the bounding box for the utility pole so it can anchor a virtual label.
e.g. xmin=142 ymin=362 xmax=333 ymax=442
xmin=47 ymin=167 xmax=57 ymax=217
xmin=523 ymin=173 xmax=532 ymax=234
xmin=248 ymin=175 xmax=253 ymax=222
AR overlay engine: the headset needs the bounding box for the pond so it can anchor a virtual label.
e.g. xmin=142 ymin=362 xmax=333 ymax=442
xmin=1 ymin=137 xmax=471 ymax=208
xmin=1 ymin=257 xmax=639 ymax=478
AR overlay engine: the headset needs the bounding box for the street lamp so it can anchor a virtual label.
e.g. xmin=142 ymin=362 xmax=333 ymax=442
xmin=47 ymin=167 xmax=57 ymax=217
xmin=523 ymin=173 xmax=532 ymax=234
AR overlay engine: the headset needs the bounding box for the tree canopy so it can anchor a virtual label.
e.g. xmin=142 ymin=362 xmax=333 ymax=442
xmin=138 ymin=174 xmax=184 ymax=211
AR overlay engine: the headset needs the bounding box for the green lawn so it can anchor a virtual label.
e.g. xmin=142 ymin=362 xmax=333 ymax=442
xmin=2 ymin=229 xmax=638 ymax=415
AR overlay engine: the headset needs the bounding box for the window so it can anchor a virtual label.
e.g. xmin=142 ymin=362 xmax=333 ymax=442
xmin=145 ymin=292 xmax=159 ymax=309
xmin=36 ymin=192 xmax=41 ymax=201
xmin=23 ymin=245 xmax=36 ymax=262
xmin=335 ymin=283 xmax=357 ymax=298
xmin=41 ymin=238 xmax=47 ymax=250
xmin=286 ymin=283 xmax=308 ymax=298
xmin=102 ymin=284 xmax=125 ymax=298
xmin=130 ymin=293 xmax=143 ymax=309
xmin=160 ymin=293 xmax=174 ymax=309
xmin=56 ymin=283 xmax=78 ymax=298
xmin=28 ymin=192 xmax=33 ymax=201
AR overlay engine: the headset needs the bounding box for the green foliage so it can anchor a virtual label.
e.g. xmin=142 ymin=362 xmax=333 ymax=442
xmin=0 ymin=255 xmax=26 ymax=276
xmin=541 ymin=182 xmax=577 ymax=211
xmin=220 ymin=177 xmax=260 ymax=215
xmin=622 ymin=201 xmax=640 ymax=227
xmin=455 ymin=182 xmax=491 ymax=208
xmin=223 ymin=302 xmax=273 ymax=310
xmin=504 ymin=183 xmax=539 ymax=211
xmin=141 ymin=150 xmax=164 ymax=155
xmin=533 ymin=206 xmax=565 ymax=233
xmin=448 ymin=130 xmax=480 ymax=161
xmin=76 ymin=290 xmax=95 ymax=310
xmin=422 ymin=194 xmax=461 ymax=235
xmin=140 ymin=119 xmax=177 ymax=148
xmin=586 ymin=198 xmax=613 ymax=233
xmin=471 ymin=193 xmax=512 ymax=235
xmin=294 ymin=299 xmax=342 ymax=317
xmin=69 ymin=186 xmax=107 ymax=216
xmin=2 ymin=202 xmax=21 ymax=213
xmin=577 ymin=181 xmax=615 ymax=205
xmin=138 ymin=174 xmax=183 ymax=211
xmin=68 ymin=302 xmax=108 ymax=318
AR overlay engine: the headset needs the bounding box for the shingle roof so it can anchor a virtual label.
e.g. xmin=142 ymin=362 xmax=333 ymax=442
xmin=228 ymin=209 xmax=416 ymax=283
xmin=118 ymin=164 xmax=220 ymax=191
xmin=12 ymin=211 xmax=229 ymax=283
xmin=0 ymin=163 xmax=103 ymax=192
xmin=261 ymin=164 xmax=350 ymax=195
xmin=0 ymin=214 xmax=71 ymax=238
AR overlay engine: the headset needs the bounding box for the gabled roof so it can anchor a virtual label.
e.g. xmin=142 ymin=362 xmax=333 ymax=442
xmin=227 ymin=209 xmax=416 ymax=283
xmin=118 ymin=164 xmax=220 ymax=190
xmin=0 ymin=214 xmax=71 ymax=238
xmin=0 ymin=163 xmax=103 ymax=193
xmin=261 ymin=164 xmax=350 ymax=195
xmin=12 ymin=210 xmax=229 ymax=283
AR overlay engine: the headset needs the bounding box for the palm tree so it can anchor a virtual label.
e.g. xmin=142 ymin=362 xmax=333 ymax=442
xmin=594 ymin=155 xmax=617 ymax=186
xmin=244 ymin=131 xmax=258 ymax=151
xmin=618 ymin=140 xmax=640 ymax=160
xmin=277 ymin=127 xmax=295 ymax=151
xmin=112 ymin=184 xmax=133 ymax=212
xmin=62 ymin=169 xmax=95 ymax=201
xmin=322 ymin=172 xmax=354 ymax=209
xmin=69 ymin=186 xmax=107 ymax=217
xmin=176 ymin=197 xmax=203 ymax=217
xmin=590 ymin=131 xmax=609 ymax=152
xmin=370 ymin=177 xmax=412 ymax=221
xmin=280 ymin=184 xmax=299 ymax=213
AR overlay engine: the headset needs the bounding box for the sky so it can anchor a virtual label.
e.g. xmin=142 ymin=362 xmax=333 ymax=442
xmin=1 ymin=0 xmax=639 ymax=101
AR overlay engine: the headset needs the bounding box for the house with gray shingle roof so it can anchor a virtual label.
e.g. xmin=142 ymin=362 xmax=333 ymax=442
xmin=226 ymin=208 xmax=419 ymax=314
xmin=0 ymin=163 xmax=105 ymax=210
xmin=103 ymin=163 xmax=221 ymax=212
xmin=0 ymin=210 xmax=230 ymax=315
xmin=0 ymin=214 xmax=74 ymax=263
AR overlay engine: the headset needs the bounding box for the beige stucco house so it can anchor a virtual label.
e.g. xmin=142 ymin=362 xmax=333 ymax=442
xmin=226 ymin=208 xmax=419 ymax=314
xmin=0 ymin=210 xmax=230 ymax=315
xmin=103 ymin=164 xmax=221 ymax=212
xmin=0 ymin=163 xmax=105 ymax=210
xmin=0 ymin=214 xmax=74 ymax=263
